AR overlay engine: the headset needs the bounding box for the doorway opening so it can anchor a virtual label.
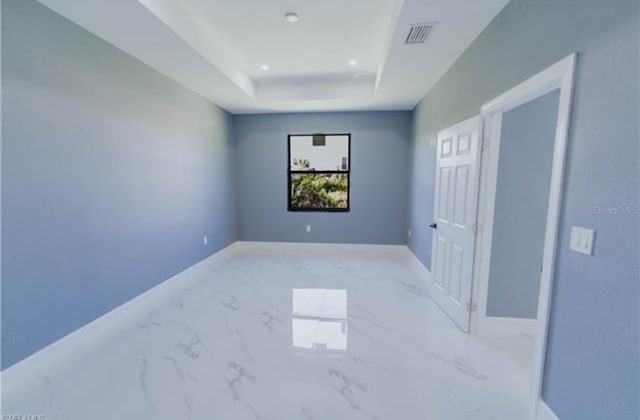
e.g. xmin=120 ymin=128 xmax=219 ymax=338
xmin=477 ymin=54 xmax=576 ymax=419
xmin=430 ymin=54 xmax=577 ymax=420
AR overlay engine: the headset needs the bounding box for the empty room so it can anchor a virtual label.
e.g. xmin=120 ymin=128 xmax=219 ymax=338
xmin=1 ymin=0 xmax=638 ymax=419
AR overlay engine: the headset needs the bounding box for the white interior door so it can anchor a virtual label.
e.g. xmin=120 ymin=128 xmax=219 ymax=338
xmin=430 ymin=116 xmax=481 ymax=332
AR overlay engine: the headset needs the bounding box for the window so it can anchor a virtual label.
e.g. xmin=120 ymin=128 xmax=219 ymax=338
xmin=288 ymin=134 xmax=350 ymax=212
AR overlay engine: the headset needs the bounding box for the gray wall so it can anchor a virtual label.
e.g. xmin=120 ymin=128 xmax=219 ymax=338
xmin=486 ymin=90 xmax=559 ymax=319
xmin=407 ymin=0 xmax=639 ymax=419
xmin=1 ymin=0 xmax=236 ymax=369
xmin=234 ymin=112 xmax=410 ymax=244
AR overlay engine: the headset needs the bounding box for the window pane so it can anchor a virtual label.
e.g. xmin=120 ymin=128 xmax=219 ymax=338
xmin=290 ymin=135 xmax=349 ymax=171
xmin=290 ymin=173 xmax=348 ymax=209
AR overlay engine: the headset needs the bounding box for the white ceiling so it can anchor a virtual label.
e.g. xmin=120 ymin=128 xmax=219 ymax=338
xmin=35 ymin=0 xmax=509 ymax=114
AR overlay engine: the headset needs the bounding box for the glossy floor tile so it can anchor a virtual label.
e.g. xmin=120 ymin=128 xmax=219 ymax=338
xmin=2 ymin=243 xmax=534 ymax=420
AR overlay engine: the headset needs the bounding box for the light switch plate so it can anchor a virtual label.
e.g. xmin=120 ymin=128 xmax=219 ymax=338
xmin=570 ymin=226 xmax=594 ymax=256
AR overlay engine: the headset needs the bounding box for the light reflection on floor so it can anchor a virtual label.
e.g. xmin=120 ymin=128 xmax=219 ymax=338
xmin=292 ymin=289 xmax=348 ymax=351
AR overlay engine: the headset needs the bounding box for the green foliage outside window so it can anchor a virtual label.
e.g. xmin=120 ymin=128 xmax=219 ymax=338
xmin=290 ymin=173 xmax=348 ymax=209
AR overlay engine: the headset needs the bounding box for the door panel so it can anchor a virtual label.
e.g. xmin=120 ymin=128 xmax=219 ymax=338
xmin=430 ymin=117 xmax=481 ymax=332
xmin=453 ymin=165 xmax=469 ymax=226
xmin=438 ymin=167 xmax=451 ymax=222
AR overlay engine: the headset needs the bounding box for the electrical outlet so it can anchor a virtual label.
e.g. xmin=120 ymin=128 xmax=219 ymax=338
xmin=203 ymin=236 xmax=208 ymax=245
xmin=306 ymin=225 xmax=311 ymax=233
xmin=408 ymin=229 xmax=412 ymax=238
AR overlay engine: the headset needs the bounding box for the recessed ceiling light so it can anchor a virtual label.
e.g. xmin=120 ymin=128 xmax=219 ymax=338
xmin=285 ymin=12 xmax=299 ymax=23
xmin=348 ymin=59 xmax=358 ymax=67
xmin=260 ymin=64 xmax=270 ymax=71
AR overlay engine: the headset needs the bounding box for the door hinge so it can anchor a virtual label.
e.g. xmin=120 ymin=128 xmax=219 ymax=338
xmin=467 ymin=301 xmax=477 ymax=312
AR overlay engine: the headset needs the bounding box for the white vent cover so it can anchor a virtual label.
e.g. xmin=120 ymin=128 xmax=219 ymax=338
xmin=405 ymin=23 xmax=434 ymax=45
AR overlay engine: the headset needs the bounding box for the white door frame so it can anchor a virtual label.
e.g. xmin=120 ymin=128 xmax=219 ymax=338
xmin=471 ymin=54 xmax=577 ymax=419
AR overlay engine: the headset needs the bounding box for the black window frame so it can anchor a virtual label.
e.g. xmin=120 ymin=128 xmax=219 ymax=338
xmin=287 ymin=133 xmax=351 ymax=212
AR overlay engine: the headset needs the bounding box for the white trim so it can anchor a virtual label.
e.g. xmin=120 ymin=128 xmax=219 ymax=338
xmin=0 ymin=0 xmax=4 ymax=404
xmin=235 ymin=241 xmax=407 ymax=252
xmin=472 ymin=112 xmax=503 ymax=334
xmin=537 ymin=400 xmax=560 ymax=420
xmin=468 ymin=119 xmax=490 ymax=334
xmin=477 ymin=316 xmax=537 ymax=336
xmin=1 ymin=242 xmax=240 ymax=382
xmin=474 ymin=54 xmax=577 ymax=420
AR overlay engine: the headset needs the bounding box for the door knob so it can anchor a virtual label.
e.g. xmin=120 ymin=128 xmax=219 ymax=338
xmin=430 ymin=223 xmax=437 ymax=229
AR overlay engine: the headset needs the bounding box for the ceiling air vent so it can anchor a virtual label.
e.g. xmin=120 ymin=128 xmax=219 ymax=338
xmin=405 ymin=23 xmax=434 ymax=45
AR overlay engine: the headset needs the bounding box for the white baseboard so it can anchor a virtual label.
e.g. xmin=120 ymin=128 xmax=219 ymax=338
xmin=477 ymin=315 xmax=538 ymax=336
xmin=2 ymin=241 xmax=240 ymax=382
xmin=235 ymin=241 xmax=408 ymax=256
xmin=537 ymin=400 xmax=560 ymax=420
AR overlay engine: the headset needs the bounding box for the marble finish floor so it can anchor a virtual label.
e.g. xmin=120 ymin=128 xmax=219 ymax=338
xmin=2 ymin=243 xmax=534 ymax=420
